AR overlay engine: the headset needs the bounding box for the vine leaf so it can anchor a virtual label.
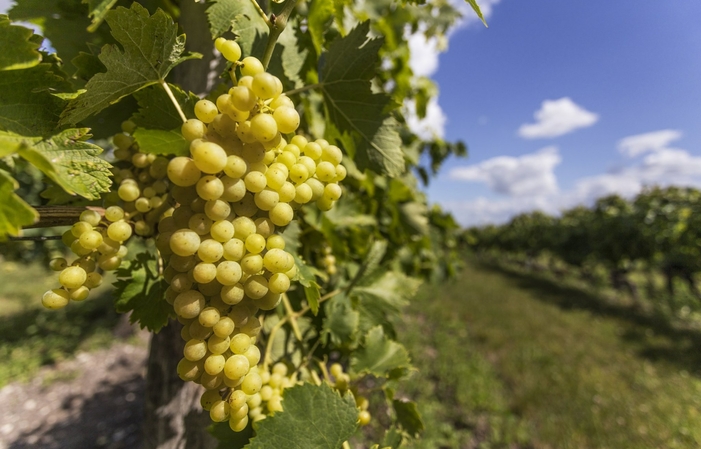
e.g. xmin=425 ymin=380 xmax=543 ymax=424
xmin=464 ymin=0 xmax=488 ymax=27
xmin=307 ymin=0 xmax=334 ymax=55
xmin=131 ymin=83 xmax=199 ymax=130
xmin=322 ymin=293 xmax=359 ymax=346
xmin=83 ymin=0 xmax=119 ymax=32
xmin=392 ymin=399 xmax=424 ymax=437
xmin=60 ymin=3 xmax=201 ymax=125
xmin=16 ymin=128 xmax=113 ymax=200
xmin=133 ymin=129 xmax=188 ymax=156
xmin=244 ymin=383 xmax=358 ymax=449
xmin=320 ymin=21 xmax=404 ymax=177
xmin=351 ymin=326 xmax=411 ymax=378
xmin=292 ymin=254 xmax=322 ymax=315
xmin=113 ymin=252 xmax=172 ymax=332
xmin=0 ymin=15 xmax=42 ymax=71
xmin=0 ymin=169 xmax=38 ymax=240
xmin=206 ymin=0 xmax=267 ymax=56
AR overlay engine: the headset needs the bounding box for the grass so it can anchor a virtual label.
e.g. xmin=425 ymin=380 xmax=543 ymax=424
xmin=396 ymin=258 xmax=701 ymax=449
xmin=0 ymin=261 xmax=123 ymax=387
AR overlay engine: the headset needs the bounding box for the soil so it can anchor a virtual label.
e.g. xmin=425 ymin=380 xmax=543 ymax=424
xmin=0 ymin=330 xmax=149 ymax=449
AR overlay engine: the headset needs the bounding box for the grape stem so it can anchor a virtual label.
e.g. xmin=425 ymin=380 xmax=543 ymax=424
xmin=160 ymin=79 xmax=188 ymax=124
xmin=260 ymin=0 xmax=299 ymax=69
xmin=249 ymin=0 xmax=272 ymax=27
xmin=281 ymin=293 xmax=303 ymax=341
xmin=8 ymin=235 xmax=63 ymax=241
xmin=25 ymin=206 xmax=105 ymax=229
xmin=283 ymin=83 xmax=321 ymax=96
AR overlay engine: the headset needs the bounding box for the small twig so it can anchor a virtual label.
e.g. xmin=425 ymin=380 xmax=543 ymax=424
xmin=160 ymin=80 xmax=187 ymax=124
xmin=25 ymin=206 xmax=105 ymax=229
xmin=249 ymin=0 xmax=272 ymax=27
xmin=8 ymin=235 xmax=63 ymax=241
xmin=281 ymin=293 xmax=303 ymax=341
xmin=262 ymin=315 xmax=289 ymax=372
xmin=342 ymin=442 xmax=351 ymax=449
xmin=283 ymin=83 xmax=320 ymax=96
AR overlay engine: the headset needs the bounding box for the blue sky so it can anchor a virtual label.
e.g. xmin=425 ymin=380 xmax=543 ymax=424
xmin=4 ymin=0 xmax=701 ymax=227
xmin=413 ymin=0 xmax=701 ymax=225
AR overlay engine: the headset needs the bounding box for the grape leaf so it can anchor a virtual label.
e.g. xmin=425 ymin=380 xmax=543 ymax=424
xmin=209 ymin=421 xmax=254 ymax=449
xmin=16 ymin=128 xmax=112 ymax=200
xmin=0 ymin=15 xmax=41 ymax=71
xmin=320 ymin=21 xmax=404 ymax=177
xmin=245 ymin=383 xmax=358 ymax=449
xmin=113 ymin=252 xmax=172 ymax=332
xmin=354 ymin=270 xmax=421 ymax=313
xmin=0 ymin=131 xmax=39 ymax=157
xmin=322 ymin=293 xmax=359 ymax=346
xmin=0 ymin=169 xmax=38 ymax=240
xmin=292 ymin=254 xmax=323 ymax=315
xmin=392 ymin=399 xmax=424 ymax=437
xmin=0 ymin=63 xmax=72 ymax=136
xmin=133 ymin=128 xmax=189 ymax=156
xmin=60 ymin=3 xmax=201 ymax=125
xmin=71 ymin=51 xmax=106 ymax=83
xmin=131 ymin=83 xmax=199 ymax=130
xmin=307 ymin=0 xmax=334 ymax=55
xmin=464 ymin=0 xmax=488 ymax=27
xmin=351 ymin=326 xmax=411 ymax=377
xmin=83 ymin=0 xmax=119 ymax=32
xmin=206 ymin=0 xmax=267 ymax=56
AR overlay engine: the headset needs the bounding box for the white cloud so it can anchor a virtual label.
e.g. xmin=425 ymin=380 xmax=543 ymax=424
xmin=445 ymin=196 xmax=556 ymax=227
xmin=408 ymin=33 xmax=441 ymax=78
xmin=404 ymin=97 xmax=447 ymax=140
xmin=449 ymin=147 xmax=561 ymax=196
xmin=617 ymin=129 xmax=683 ymax=157
xmin=518 ymin=97 xmax=599 ymax=139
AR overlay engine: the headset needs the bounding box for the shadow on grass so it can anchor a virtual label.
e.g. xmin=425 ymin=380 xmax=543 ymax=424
xmin=476 ymin=260 xmax=701 ymax=375
xmin=0 ymin=292 xmax=123 ymax=386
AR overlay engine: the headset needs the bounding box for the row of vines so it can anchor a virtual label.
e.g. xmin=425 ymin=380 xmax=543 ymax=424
xmin=466 ymin=186 xmax=701 ymax=307
xmin=0 ymin=0 xmax=479 ymax=447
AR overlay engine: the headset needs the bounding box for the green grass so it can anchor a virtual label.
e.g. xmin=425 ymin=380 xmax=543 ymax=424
xmin=0 ymin=261 xmax=122 ymax=387
xmin=397 ymin=259 xmax=701 ymax=449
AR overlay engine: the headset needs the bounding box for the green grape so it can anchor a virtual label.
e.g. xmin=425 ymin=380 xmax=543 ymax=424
xmin=229 ymin=333 xmax=251 ymax=355
xmin=170 ymin=229 xmax=201 ymax=257
xmin=334 ymin=164 xmax=348 ymax=181
xmin=42 ymin=289 xmax=70 ymax=309
xmin=266 ymin=235 xmax=285 ymax=250
xmin=240 ymin=56 xmax=264 ymax=77
xmin=358 ymin=410 xmax=371 ymax=426
xmin=250 ymin=114 xmax=278 ymax=142
xmin=241 ymin=371 xmax=262 ymax=395
xmin=204 ymin=199 xmax=231 ymax=221
xmin=98 ymin=254 xmax=122 ymax=271
xmin=210 ymin=400 xmax=230 ymax=422
xmin=253 ymin=189 xmax=279 ymax=211
xmin=210 ymin=113 xmax=238 ymax=136
xmin=330 ymin=363 xmax=343 ymax=379
xmin=244 ymin=234 xmax=266 ymax=254
xmin=169 ymin=254 xmax=196 ymax=272
xmin=275 ymin=151 xmax=296 ymax=169
xmin=229 ymin=414 xmax=248 ymax=432
xmin=251 ymin=73 xmax=278 ymax=100
xmin=195 ymin=99 xmax=219 ymax=123
xmin=168 ymin=157 xmax=202 ymax=187
xmin=259 ymin=385 xmax=273 ymax=402
xmin=265 ymin=166 xmax=287 ymax=191
xmin=69 ymin=285 xmax=90 ymax=302
xmin=306 ymin=178 xmax=325 ymax=200
xmin=315 ymin=161 xmax=336 ymax=182
xmin=221 ymin=283 xmax=245 ymax=305
xmin=263 ymin=249 xmax=288 ymax=273
xmin=191 ymin=141 xmax=228 ymax=174
xmin=198 ymin=307 xmax=221 ymax=328
xmin=201 ymin=389 xmax=222 ymax=411
xmin=183 ymin=339 xmax=208 ymax=361
xmin=316 ymin=196 xmax=335 ymax=212
xmin=208 ymin=335 xmax=230 ymax=355
xmin=210 ymin=220 xmax=235 ymax=242
xmin=253 ymin=218 xmax=275 ymax=238
xmin=224 ymin=354 xmax=250 ymax=380
xmin=213 ymin=316 xmax=235 ymax=338
xmin=177 ymin=358 xmax=202 ymax=382
xmin=198 ymin=239 xmax=224 ymax=263
xmin=135 ymin=197 xmax=152 ymax=213
xmin=268 ymin=272 xmax=290 ymax=294
xmin=220 ymin=40 xmax=242 ymax=62
xmin=230 ymin=85 xmax=257 ymax=112
xmin=97 ymin=237 xmax=121 ymax=256
xmin=294 ymin=183 xmax=313 ymax=204
xmin=221 ymin=176 xmax=246 ymax=202
xmin=189 ymin=320 xmax=213 ymax=340
xmin=273 ymin=106 xmax=300 ymax=134
xmin=297 ymin=156 xmax=317 ymax=177
xmin=233 ymin=217 xmax=256 ymax=240
xmin=243 ymin=344 xmax=261 ymax=366
xmin=269 ymin=202 xmax=294 ymax=226
xmin=85 ymin=272 xmax=103 ymax=288
xmin=204 ymin=354 xmax=226 ymax=375
xmin=229 ymin=389 xmax=247 ymax=409
xmin=174 ymin=290 xmax=205 ymax=319
xmin=196 ymin=175 xmax=224 ymax=201
xmin=193 ymin=262 xmax=217 ymax=283
xmin=170 ymin=272 xmax=193 ymax=293
xmin=303 ymin=142 xmax=322 ymax=160
xmin=181 ymin=118 xmax=207 ymax=142
xmin=240 ymin=253 xmax=263 ymax=274
xmin=235 ymin=120 xmax=256 ymax=143
xmin=216 ymin=261 xmax=243 ymax=285
xmin=118 ymin=183 xmax=140 ymax=202
xmin=241 ymin=142 xmax=266 ymax=163
xmin=224 ymin=155 xmax=248 ymax=178
xmin=271 ymin=94 xmax=294 ymax=109
xmin=59 ymin=266 xmax=87 ymax=289
xmin=244 ymin=171 xmax=267 ymax=193
xmin=257 ymin=291 xmax=281 ymax=311
xmin=223 ymin=238 xmax=246 ymax=261
xmin=131 ymin=152 xmax=150 ymax=168
xmin=71 ymin=221 xmax=92 ymax=238
xmin=80 ymin=210 xmax=102 ymax=227
xmin=244 ymin=275 xmax=268 ymax=299
xmin=278 ymin=182 xmax=296 ymax=203
xmin=113 ymin=133 xmax=133 ymax=150
xmin=289 ymin=164 xmax=309 ymax=184
xmin=188 ymin=213 xmax=213 ymax=236
xmin=324 ymin=183 xmax=342 ymax=201
xmin=49 ymin=258 xmax=67 ymax=271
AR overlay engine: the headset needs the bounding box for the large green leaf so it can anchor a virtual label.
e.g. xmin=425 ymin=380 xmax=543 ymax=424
xmin=60 ymin=3 xmax=201 ymax=125
xmin=351 ymin=326 xmax=411 ymax=378
xmin=322 ymin=293 xmax=359 ymax=346
xmin=131 ymin=83 xmax=199 ymax=130
xmin=206 ymin=0 xmax=267 ymax=56
xmin=0 ymin=15 xmax=41 ymax=71
xmin=320 ymin=22 xmax=404 ymax=177
xmin=0 ymin=131 xmax=39 ymax=157
xmin=16 ymin=128 xmax=112 ymax=200
xmin=0 ymin=169 xmax=38 ymax=240
xmin=113 ymin=252 xmax=172 ymax=332
xmin=132 ymin=128 xmax=189 ymax=156
xmin=245 ymin=383 xmax=358 ymax=449
xmin=0 ymin=63 xmax=71 ymax=136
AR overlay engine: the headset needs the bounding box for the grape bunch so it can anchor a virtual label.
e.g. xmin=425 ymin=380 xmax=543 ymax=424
xmin=163 ymin=39 xmax=346 ymax=432
xmin=42 ymin=206 xmax=132 ymax=309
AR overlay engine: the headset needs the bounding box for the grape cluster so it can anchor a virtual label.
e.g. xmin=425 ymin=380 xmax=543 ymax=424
xmin=321 ymin=246 xmax=337 ymax=276
xmin=42 ymin=207 xmax=131 ymax=309
xmin=111 ymin=122 xmax=173 ymax=237
xmin=163 ymin=41 xmax=345 ymax=432
xmin=329 ymin=363 xmax=371 ymax=426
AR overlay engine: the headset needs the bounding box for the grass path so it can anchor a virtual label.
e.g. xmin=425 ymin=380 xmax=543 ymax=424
xmin=399 ymin=260 xmax=701 ymax=449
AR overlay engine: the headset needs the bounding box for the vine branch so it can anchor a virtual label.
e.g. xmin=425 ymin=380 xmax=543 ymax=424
xmin=260 ymin=0 xmax=299 ymax=69
xmin=25 ymin=206 xmax=105 ymax=229
xmin=160 ymin=79 xmax=187 ymax=124
xmin=284 ymin=83 xmax=321 ymax=96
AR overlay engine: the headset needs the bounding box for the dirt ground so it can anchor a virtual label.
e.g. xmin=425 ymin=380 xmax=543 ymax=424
xmin=0 ymin=332 xmax=149 ymax=449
